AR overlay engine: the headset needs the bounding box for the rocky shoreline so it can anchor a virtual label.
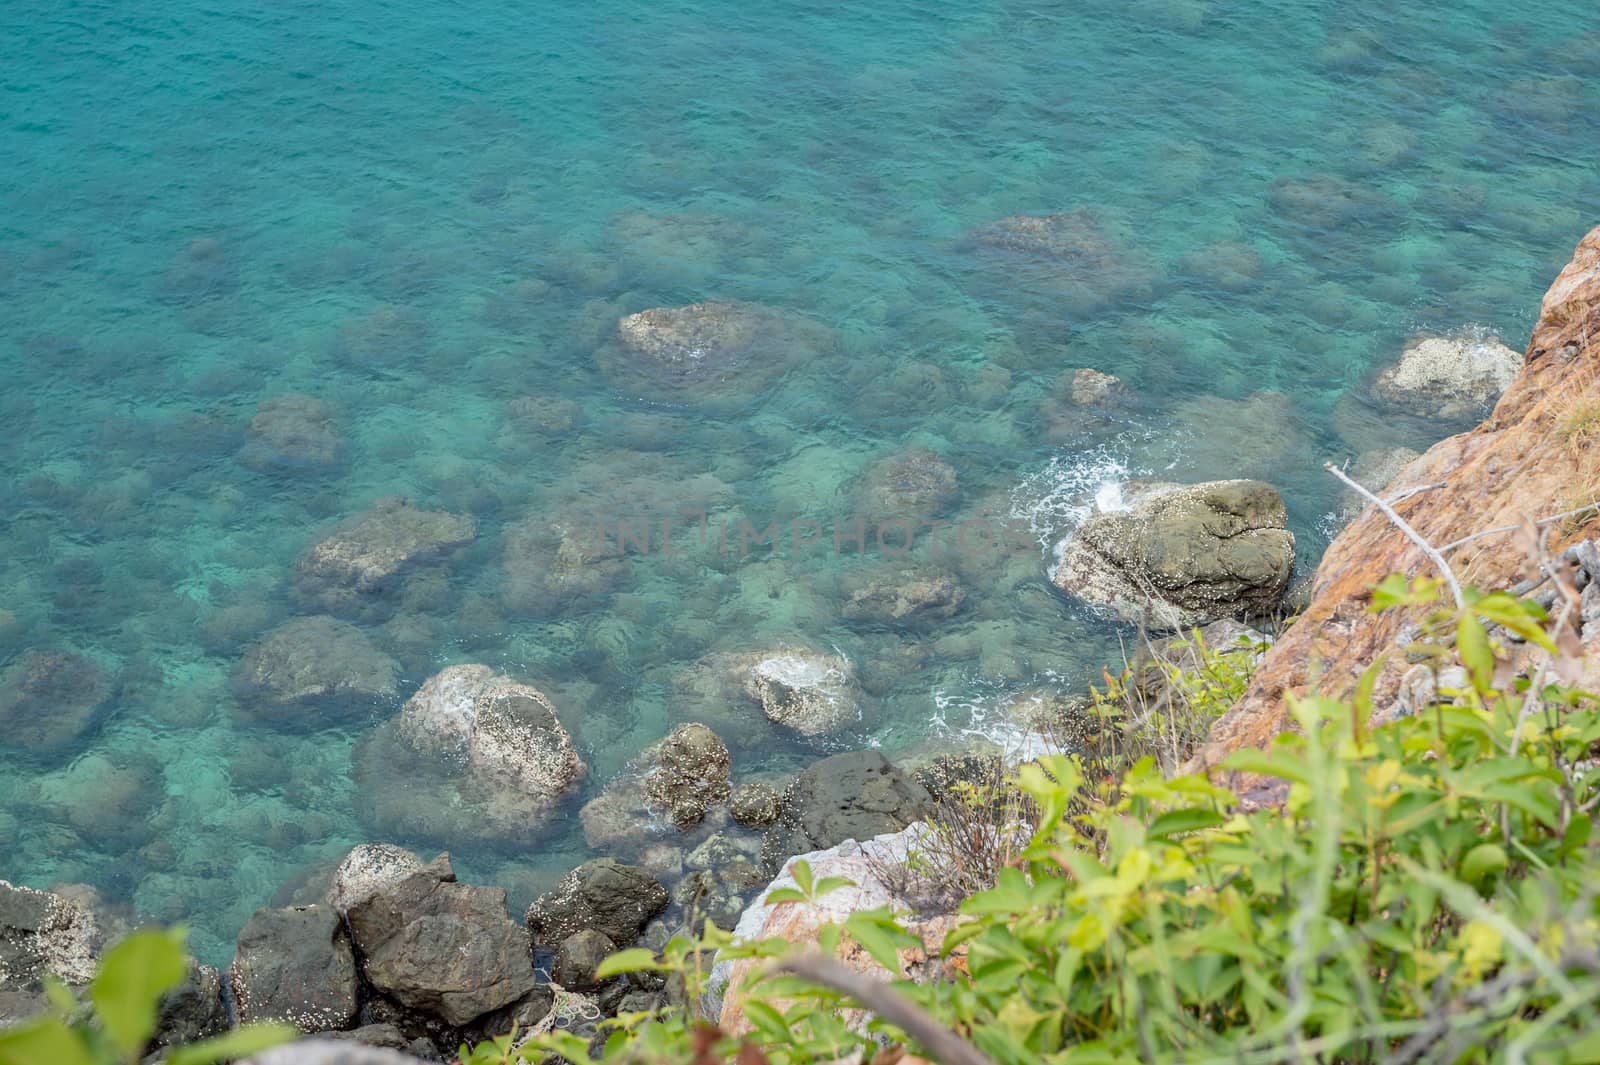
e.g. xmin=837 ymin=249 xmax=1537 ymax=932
xmin=7 ymin=223 xmax=1595 ymax=1062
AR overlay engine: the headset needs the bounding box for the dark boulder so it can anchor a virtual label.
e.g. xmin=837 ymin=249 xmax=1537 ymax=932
xmin=526 ymin=859 xmax=668 ymax=949
xmin=228 ymin=904 xmax=360 ymax=1032
xmin=760 ymin=751 xmax=935 ymax=873
xmin=552 ymin=929 xmax=616 ymax=991
xmin=345 ymin=854 xmax=537 ymax=1027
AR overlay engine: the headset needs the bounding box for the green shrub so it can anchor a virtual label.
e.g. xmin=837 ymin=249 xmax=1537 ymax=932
xmin=482 ymin=575 xmax=1600 ymax=1064
xmin=0 ymin=928 xmax=292 ymax=1065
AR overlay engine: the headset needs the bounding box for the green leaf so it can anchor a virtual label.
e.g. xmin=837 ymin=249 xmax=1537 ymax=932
xmin=1146 ymin=807 xmax=1226 ymax=840
xmin=593 ymin=948 xmax=663 ymax=979
xmin=1459 ymin=843 xmax=1508 ymax=886
xmin=844 ymin=909 xmax=919 ymax=974
xmin=762 ymin=887 xmax=808 ymax=906
xmin=791 ymin=859 xmax=815 ymax=897
xmin=812 ymin=876 xmax=855 ymax=899
xmin=167 ymin=1023 xmax=298 ymax=1065
xmin=0 ymin=1018 xmax=95 ymax=1065
xmin=1457 ymin=611 xmax=1494 ymax=689
xmin=90 ymin=927 xmax=190 ymax=1057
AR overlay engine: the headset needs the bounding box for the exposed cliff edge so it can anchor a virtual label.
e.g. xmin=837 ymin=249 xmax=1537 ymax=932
xmin=1191 ymin=223 xmax=1600 ymax=775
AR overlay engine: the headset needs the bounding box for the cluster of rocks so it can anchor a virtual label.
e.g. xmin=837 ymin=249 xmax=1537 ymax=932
xmin=2 ymin=740 xmax=948 ymax=1062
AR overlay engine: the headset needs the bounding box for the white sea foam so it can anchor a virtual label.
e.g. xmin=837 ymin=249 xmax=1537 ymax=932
xmin=1009 ymin=444 xmax=1149 ymax=555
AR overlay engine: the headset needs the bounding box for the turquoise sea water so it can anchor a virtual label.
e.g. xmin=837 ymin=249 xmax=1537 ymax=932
xmin=3 ymin=0 xmax=1598 ymax=962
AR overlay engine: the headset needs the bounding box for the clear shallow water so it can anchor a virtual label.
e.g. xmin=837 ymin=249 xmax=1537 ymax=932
xmin=2 ymin=0 xmax=1598 ymax=962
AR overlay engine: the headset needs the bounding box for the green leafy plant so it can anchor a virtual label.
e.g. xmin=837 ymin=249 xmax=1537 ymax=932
xmin=457 ymin=573 xmax=1600 ymax=1064
xmin=0 ymin=928 xmax=293 ymax=1065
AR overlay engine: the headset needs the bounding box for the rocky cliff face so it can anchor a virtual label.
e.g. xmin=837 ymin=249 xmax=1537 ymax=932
xmin=1192 ymin=224 xmax=1600 ymax=775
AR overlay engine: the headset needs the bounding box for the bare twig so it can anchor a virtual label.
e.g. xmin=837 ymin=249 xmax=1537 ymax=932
xmin=773 ymin=954 xmax=999 ymax=1065
xmin=1325 ymin=463 xmax=1464 ymax=608
xmin=1439 ymin=502 xmax=1600 ymax=553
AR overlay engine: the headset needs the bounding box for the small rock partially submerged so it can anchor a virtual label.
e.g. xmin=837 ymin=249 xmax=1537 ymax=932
xmin=1370 ymin=333 xmax=1523 ymax=419
xmin=1051 ymin=480 xmax=1296 ymax=630
xmin=680 ymin=648 xmax=866 ymax=741
xmin=579 ymin=723 xmax=733 ymax=853
xmin=353 ymin=665 xmax=585 ymax=846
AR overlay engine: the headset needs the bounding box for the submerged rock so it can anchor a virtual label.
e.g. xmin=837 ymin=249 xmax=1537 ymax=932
xmin=353 ymin=665 xmax=585 ymax=847
xmin=228 ymin=905 xmax=360 ymax=1032
xmin=234 ymin=616 xmax=400 ymax=727
xmin=849 ymin=447 xmax=960 ymax=522
xmin=1051 ymin=480 xmax=1296 ymax=630
xmin=839 ymin=566 xmax=965 ymax=627
xmin=239 ymin=394 xmax=346 ymax=473
xmin=294 ymin=497 xmax=477 ymax=618
xmin=1370 ymin=333 xmax=1523 ymax=419
xmin=526 ymin=859 xmax=669 ymax=949
xmin=760 ymin=751 xmax=935 ymax=873
xmin=0 ymin=649 xmax=114 ymax=764
xmin=967 ymin=210 xmax=1156 ymax=311
xmin=346 ymin=853 xmax=536 ymax=1027
xmin=594 ymin=300 xmax=833 ymax=403
xmin=499 ymin=517 xmax=624 ymax=615
xmin=579 ymin=723 xmax=733 ymax=853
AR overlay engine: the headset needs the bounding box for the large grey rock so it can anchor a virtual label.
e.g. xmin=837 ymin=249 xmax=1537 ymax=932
xmin=228 ymin=905 xmax=359 ymax=1033
xmin=1371 ymin=333 xmax=1523 ymax=419
xmin=345 ymin=854 xmax=537 ymax=1027
xmin=353 ymin=665 xmax=585 ymax=847
xmin=0 ymin=650 xmax=113 ymax=763
xmin=526 ymin=859 xmax=669 ymax=948
xmin=760 ymin=751 xmax=935 ymax=873
xmin=0 ymin=880 xmax=104 ymax=1024
xmin=579 ymin=723 xmax=731 ymax=853
xmin=1051 ymin=480 xmax=1296 ymax=631
xmin=294 ymin=497 xmax=477 ymax=618
xmin=233 ymin=616 xmax=400 ymax=727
